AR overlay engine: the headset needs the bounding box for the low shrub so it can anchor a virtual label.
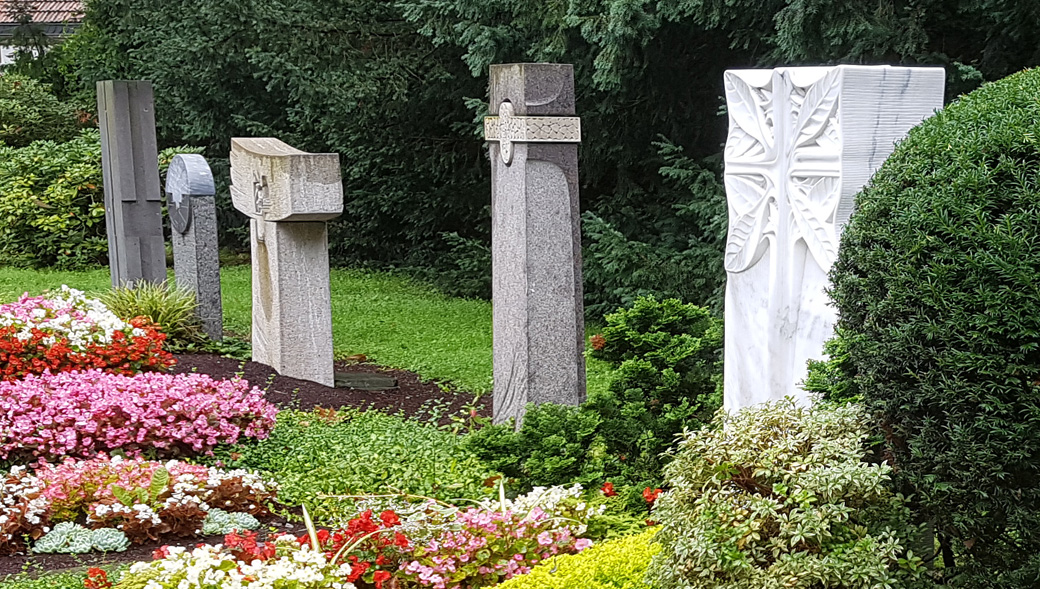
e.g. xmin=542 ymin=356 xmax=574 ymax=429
xmin=0 ymin=370 xmax=277 ymax=461
xmin=496 ymin=528 xmax=661 ymax=589
xmin=211 ymin=409 xmax=497 ymax=523
xmin=0 ymin=286 xmax=174 ymax=380
xmin=465 ymin=296 xmax=722 ymax=506
xmin=647 ymin=400 xmax=924 ymax=589
xmin=33 ymin=522 xmax=130 ymax=554
xmin=0 ymin=73 xmax=85 ymax=148
xmin=99 ymin=281 xmax=207 ymax=349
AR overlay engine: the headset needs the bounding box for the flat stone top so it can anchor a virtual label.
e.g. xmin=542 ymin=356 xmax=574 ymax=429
xmin=724 ymin=64 xmax=946 ymax=86
xmin=230 ymin=137 xmax=343 ymax=222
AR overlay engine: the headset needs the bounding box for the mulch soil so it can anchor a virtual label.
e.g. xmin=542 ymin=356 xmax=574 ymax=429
xmin=0 ymin=353 xmax=490 ymax=578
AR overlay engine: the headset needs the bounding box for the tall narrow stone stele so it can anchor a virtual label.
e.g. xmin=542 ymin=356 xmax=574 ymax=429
xmin=230 ymin=138 xmax=343 ymax=387
xmin=97 ymin=80 xmax=166 ymax=287
xmin=723 ymin=65 xmax=945 ymax=410
xmin=166 ymin=154 xmax=223 ymax=341
xmin=484 ymin=63 xmax=585 ymax=425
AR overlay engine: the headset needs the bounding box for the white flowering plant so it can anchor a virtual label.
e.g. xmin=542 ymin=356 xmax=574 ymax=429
xmin=116 ymin=536 xmax=357 ymax=589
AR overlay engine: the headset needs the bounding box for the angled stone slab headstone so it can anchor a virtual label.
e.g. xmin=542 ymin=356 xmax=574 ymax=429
xmin=166 ymin=154 xmax=223 ymax=341
xmin=722 ymin=65 xmax=945 ymax=410
xmin=230 ymin=138 xmax=343 ymax=387
xmin=97 ymin=80 xmax=166 ymax=287
xmin=484 ymin=63 xmax=585 ymax=426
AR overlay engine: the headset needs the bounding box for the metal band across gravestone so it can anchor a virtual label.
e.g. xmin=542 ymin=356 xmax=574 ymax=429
xmin=97 ymin=80 xmax=166 ymax=287
xmin=722 ymin=65 xmax=945 ymax=410
xmin=230 ymin=138 xmax=343 ymax=387
xmin=484 ymin=63 xmax=586 ymax=426
xmin=166 ymin=154 xmax=223 ymax=341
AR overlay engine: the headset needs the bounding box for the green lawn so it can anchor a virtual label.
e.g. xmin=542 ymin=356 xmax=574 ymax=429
xmin=0 ymin=265 xmax=612 ymax=396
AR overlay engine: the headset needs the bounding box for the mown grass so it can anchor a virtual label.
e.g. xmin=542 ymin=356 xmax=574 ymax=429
xmin=0 ymin=265 xmax=612 ymax=396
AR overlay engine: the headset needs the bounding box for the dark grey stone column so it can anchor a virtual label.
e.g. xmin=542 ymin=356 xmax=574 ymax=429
xmin=485 ymin=63 xmax=585 ymax=426
xmin=97 ymin=80 xmax=166 ymax=287
xmin=166 ymin=154 xmax=223 ymax=341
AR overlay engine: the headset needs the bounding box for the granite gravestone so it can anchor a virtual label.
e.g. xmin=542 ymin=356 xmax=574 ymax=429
xmin=230 ymin=138 xmax=343 ymax=387
xmin=722 ymin=65 xmax=945 ymax=410
xmin=97 ymin=80 xmax=166 ymax=287
xmin=484 ymin=63 xmax=585 ymax=426
xmin=166 ymin=154 xmax=223 ymax=341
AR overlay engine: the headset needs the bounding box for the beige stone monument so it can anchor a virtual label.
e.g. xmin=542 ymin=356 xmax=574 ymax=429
xmin=230 ymin=138 xmax=343 ymax=386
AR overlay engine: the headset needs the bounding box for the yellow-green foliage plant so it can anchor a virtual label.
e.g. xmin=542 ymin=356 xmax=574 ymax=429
xmin=497 ymin=528 xmax=660 ymax=589
xmin=647 ymin=400 xmax=926 ymax=589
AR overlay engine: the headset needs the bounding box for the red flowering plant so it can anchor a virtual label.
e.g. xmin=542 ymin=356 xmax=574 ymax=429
xmin=299 ymin=508 xmax=412 ymax=588
xmin=0 ymin=287 xmax=173 ymax=381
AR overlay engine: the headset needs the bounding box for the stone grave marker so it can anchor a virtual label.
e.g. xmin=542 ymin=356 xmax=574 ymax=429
xmin=230 ymin=138 xmax=343 ymax=386
xmin=722 ymin=65 xmax=945 ymax=410
xmin=484 ymin=63 xmax=585 ymax=425
xmin=97 ymin=80 xmax=166 ymax=287
xmin=165 ymin=154 xmax=223 ymax=341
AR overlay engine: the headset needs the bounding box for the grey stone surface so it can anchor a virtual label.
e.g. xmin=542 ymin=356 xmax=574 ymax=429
xmin=486 ymin=63 xmax=585 ymax=426
xmin=96 ymin=80 xmax=166 ymax=287
xmin=230 ymin=138 xmax=343 ymax=387
xmin=166 ymin=154 xmax=223 ymax=341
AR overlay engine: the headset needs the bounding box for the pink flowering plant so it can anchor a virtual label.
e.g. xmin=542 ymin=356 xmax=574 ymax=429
xmin=0 ymin=455 xmax=279 ymax=551
xmin=0 ymin=369 xmax=277 ymax=461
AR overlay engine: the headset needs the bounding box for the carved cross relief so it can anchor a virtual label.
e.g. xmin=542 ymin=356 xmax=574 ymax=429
xmin=724 ymin=68 xmax=843 ymax=277
xmin=484 ymin=101 xmax=581 ymax=165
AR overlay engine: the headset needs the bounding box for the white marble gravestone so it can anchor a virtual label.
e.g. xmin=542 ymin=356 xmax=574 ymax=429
xmin=722 ymin=65 xmax=945 ymax=410
xmin=230 ymin=138 xmax=343 ymax=387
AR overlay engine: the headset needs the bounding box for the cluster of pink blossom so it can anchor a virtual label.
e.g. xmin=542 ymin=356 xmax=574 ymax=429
xmin=399 ymin=505 xmax=592 ymax=589
xmin=0 ymin=369 xmax=278 ymax=461
xmin=0 ymin=456 xmax=278 ymax=553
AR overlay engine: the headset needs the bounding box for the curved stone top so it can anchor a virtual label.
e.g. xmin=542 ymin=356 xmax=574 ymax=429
xmin=230 ymin=137 xmax=343 ymax=223
xmin=166 ymin=154 xmax=215 ymax=201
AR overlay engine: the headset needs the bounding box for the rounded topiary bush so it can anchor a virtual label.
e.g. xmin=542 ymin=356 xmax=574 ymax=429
xmin=830 ymin=67 xmax=1040 ymax=584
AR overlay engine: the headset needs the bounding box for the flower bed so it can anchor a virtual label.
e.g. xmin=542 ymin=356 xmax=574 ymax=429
xmin=0 ymin=286 xmax=173 ymax=380
xmin=0 ymin=456 xmax=278 ymax=555
xmin=0 ymin=370 xmax=277 ymax=461
xmin=119 ymin=485 xmax=598 ymax=589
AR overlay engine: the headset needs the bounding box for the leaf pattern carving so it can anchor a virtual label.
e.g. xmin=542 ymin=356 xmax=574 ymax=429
xmin=724 ymin=174 xmax=772 ymax=273
xmin=724 ymin=73 xmax=771 ymax=157
xmin=794 ymin=68 xmax=841 ymax=148
xmin=788 ymin=177 xmax=839 ymax=268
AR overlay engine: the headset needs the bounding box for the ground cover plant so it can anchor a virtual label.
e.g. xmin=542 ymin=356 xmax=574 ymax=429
xmin=648 ymin=400 xmax=924 ymax=589
xmin=0 ymin=370 xmax=276 ymax=461
xmin=829 ymin=66 xmax=1040 ymax=586
xmin=0 ymin=286 xmax=173 ymax=380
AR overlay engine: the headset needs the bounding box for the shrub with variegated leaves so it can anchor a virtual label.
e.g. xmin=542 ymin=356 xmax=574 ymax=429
xmin=647 ymin=400 xmax=925 ymax=589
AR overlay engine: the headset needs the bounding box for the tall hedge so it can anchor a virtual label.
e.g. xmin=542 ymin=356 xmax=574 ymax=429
xmin=829 ymin=67 xmax=1040 ymax=586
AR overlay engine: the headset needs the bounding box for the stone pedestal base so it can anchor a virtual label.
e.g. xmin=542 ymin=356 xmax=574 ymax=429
xmin=250 ymin=219 xmax=335 ymax=386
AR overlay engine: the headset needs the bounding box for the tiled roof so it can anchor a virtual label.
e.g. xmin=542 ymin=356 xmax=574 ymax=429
xmin=1 ymin=1 xmax=84 ymax=24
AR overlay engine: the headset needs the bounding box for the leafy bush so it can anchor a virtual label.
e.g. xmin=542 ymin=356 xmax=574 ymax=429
xmin=100 ymin=281 xmax=207 ymax=349
xmin=0 ymin=370 xmax=277 ymax=460
xmin=801 ymin=332 xmax=859 ymax=404
xmin=212 ymin=409 xmax=497 ymax=523
xmin=496 ymin=528 xmax=660 ymax=589
xmin=829 ymin=66 xmax=1040 ymax=585
xmin=647 ymin=400 xmax=924 ymax=589
xmin=0 ymin=286 xmax=173 ymax=380
xmin=465 ymin=296 xmax=722 ymax=506
xmin=0 ymin=73 xmax=85 ymax=147
xmin=0 ymin=130 xmax=106 ymax=268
